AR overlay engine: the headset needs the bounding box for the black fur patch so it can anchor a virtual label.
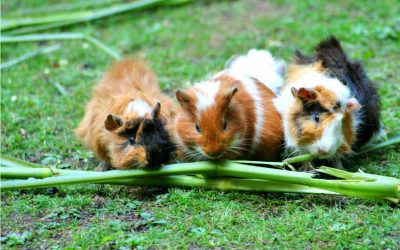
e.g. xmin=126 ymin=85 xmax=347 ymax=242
xmin=137 ymin=118 xmax=176 ymax=168
xmin=303 ymin=102 xmax=329 ymax=114
xmin=295 ymin=36 xmax=381 ymax=150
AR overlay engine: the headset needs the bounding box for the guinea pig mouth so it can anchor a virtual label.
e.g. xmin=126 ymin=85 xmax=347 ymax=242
xmin=309 ymin=148 xmax=336 ymax=159
xmin=203 ymin=152 xmax=225 ymax=160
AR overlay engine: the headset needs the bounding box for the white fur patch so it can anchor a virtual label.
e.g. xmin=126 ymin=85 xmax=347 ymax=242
xmin=226 ymin=49 xmax=286 ymax=93
xmin=193 ymin=80 xmax=220 ymax=112
xmin=125 ymin=99 xmax=151 ymax=117
xmin=307 ymin=114 xmax=344 ymax=157
xmin=222 ymin=70 xmax=264 ymax=151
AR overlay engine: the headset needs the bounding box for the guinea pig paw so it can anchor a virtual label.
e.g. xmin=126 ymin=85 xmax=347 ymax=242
xmin=95 ymin=161 xmax=112 ymax=172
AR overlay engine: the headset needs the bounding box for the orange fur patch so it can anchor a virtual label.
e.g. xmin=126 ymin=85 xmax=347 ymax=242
xmin=253 ymin=80 xmax=283 ymax=161
xmin=286 ymin=61 xmax=325 ymax=85
xmin=338 ymin=110 xmax=354 ymax=154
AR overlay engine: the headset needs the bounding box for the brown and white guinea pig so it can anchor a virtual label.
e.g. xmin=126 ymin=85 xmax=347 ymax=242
xmin=173 ymin=49 xmax=285 ymax=161
xmin=274 ymin=36 xmax=381 ymax=166
xmin=76 ymin=59 xmax=177 ymax=169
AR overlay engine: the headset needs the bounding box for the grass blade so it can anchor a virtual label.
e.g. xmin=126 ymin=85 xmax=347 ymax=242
xmin=0 ymin=45 xmax=60 ymax=70
xmin=1 ymin=33 xmax=121 ymax=60
xmin=1 ymin=33 xmax=84 ymax=42
xmin=2 ymin=0 xmax=191 ymax=33
xmin=356 ymin=134 xmax=400 ymax=155
xmin=4 ymin=0 xmax=121 ymax=17
xmin=1 ymin=154 xmax=45 ymax=168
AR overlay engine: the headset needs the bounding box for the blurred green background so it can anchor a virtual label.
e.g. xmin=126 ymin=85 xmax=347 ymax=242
xmin=1 ymin=0 xmax=399 ymax=248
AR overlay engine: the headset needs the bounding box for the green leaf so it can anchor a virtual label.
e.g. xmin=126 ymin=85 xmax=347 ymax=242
xmin=190 ymin=227 xmax=206 ymax=236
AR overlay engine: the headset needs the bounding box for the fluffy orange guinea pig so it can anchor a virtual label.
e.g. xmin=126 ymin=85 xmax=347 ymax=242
xmin=76 ymin=59 xmax=177 ymax=170
xmin=173 ymin=49 xmax=286 ymax=161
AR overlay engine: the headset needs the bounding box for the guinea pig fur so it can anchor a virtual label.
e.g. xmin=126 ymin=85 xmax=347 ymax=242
xmin=173 ymin=49 xmax=284 ymax=161
xmin=274 ymin=36 xmax=381 ymax=164
xmin=76 ymin=59 xmax=177 ymax=169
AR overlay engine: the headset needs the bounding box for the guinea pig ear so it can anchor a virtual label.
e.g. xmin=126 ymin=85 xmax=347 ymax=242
xmin=224 ymin=85 xmax=238 ymax=103
xmin=292 ymin=87 xmax=316 ymax=102
xmin=151 ymin=102 xmax=161 ymax=119
xmin=176 ymin=90 xmax=193 ymax=110
xmin=346 ymin=97 xmax=361 ymax=111
xmin=219 ymin=85 xmax=238 ymax=113
xmin=105 ymin=114 xmax=123 ymax=131
xmin=176 ymin=90 xmax=189 ymax=104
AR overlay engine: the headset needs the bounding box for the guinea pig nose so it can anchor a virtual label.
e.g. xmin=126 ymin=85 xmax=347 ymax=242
xmin=318 ymin=148 xmax=328 ymax=155
xmin=207 ymin=151 xmax=220 ymax=157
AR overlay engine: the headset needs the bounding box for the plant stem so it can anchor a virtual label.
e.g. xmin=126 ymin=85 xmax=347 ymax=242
xmin=1 ymin=33 xmax=121 ymax=60
xmin=1 ymin=0 xmax=164 ymax=31
xmin=218 ymin=162 xmax=399 ymax=202
xmin=356 ymin=134 xmax=400 ymax=155
xmin=4 ymin=0 xmax=121 ymax=17
xmin=283 ymin=154 xmax=313 ymax=165
xmin=1 ymin=161 xmax=398 ymax=203
xmin=0 ymin=161 xmax=219 ymax=189
xmin=108 ymin=176 xmax=336 ymax=194
xmin=0 ymin=158 xmax=334 ymax=195
xmin=234 ymin=154 xmax=313 ymax=167
xmin=2 ymin=0 xmax=192 ymax=33
xmin=1 ymin=154 xmax=45 ymax=168
xmin=0 ymin=45 xmax=60 ymax=70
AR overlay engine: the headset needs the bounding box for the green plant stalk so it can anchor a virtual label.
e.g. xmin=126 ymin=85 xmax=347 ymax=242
xmin=0 ymin=161 xmax=219 ymax=189
xmin=0 ymin=168 xmax=334 ymax=195
xmin=0 ymin=156 xmax=333 ymax=195
xmin=1 ymin=33 xmax=121 ymax=60
xmin=317 ymin=166 xmax=400 ymax=184
xmin=4 ymin=0 xmax=192 ymax=35
xmin=2 ymin=0 xmax=192 ymax=33
xmin=108 ymin=176 xmax=336 ymax=194
xmin=217 ymin=162 xmax=399 ymax=202
xmin=1 ymin=0 xmax=165 ymax=31
xmin=0 ymin=45 xmax=60 ymax=70
xmin=0 ymin=166 xmax=88 ymax=178
xmin=1 ymin=154 xmax=46 ymax=168
xmin=1 ymin=161 xmax=398 ymax=202
xmin=5 ymin=20 xmax=85 ymax=35
xmin=4 ymin=0 xmax=121 ymax=17
xmin=356 ymin=134 xmax=400 ymax=155
xmin=233 ymin=154 xmax=313 ymax=167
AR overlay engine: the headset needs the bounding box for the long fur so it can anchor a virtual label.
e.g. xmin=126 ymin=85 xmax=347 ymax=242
xmin=76 ymin=59 xmax=177 ymax=169
xmin=296 ymin=36 xmax=381 ymax=149
xmin=274 ymin=36 xmax=381 ymax=167
xmin=173 ymin=50 xmax=284 ymax=161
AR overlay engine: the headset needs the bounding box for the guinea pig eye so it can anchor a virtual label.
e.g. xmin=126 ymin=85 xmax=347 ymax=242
xmin=129 ymin=136 xmax=135 ymax=145
xmin=223 ymin=119 xmax=227 ymax=130
xmin=313 ymin=113 xmax=320 ymax=123
xmin=195 ymin=123 xmax=201 ymax=133
xmin=334 ymin=102 xmax=341 ymax=111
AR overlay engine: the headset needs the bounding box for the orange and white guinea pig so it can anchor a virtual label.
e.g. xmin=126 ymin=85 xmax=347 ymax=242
xmin=173 ymin=49 xmax=285 ymax=161
xmin=76 ymin=59 xmax=177 ymax=170
xmin=274 ymin=37 xmax=381 ymax=167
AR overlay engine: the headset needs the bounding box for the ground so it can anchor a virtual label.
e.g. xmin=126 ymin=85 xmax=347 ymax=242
xmin=1 ymin=0 xmax=400 ymax=249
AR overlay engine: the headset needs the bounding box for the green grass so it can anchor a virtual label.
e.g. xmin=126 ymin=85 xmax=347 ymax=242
xmin=1 ymin=0 xmax=400 ymax=248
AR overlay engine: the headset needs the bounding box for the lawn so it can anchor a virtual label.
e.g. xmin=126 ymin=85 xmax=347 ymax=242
xmin=1 ymin=0 xmax=400 ymax=248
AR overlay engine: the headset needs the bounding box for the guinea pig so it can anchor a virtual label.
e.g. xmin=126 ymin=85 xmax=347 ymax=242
xmin=76 ymin=59 xmax=177 ymax=170
xmin=274 ymin=36 xmax=381 ymax=167
xmin=173 ymin=49 xmax=285 ymax=161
